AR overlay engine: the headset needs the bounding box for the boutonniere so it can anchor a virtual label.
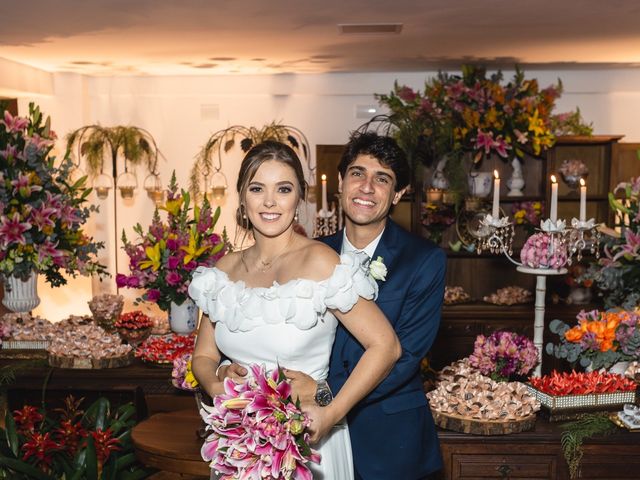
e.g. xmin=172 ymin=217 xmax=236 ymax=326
xmin=369 ymin=256 xmax=387 ymax=282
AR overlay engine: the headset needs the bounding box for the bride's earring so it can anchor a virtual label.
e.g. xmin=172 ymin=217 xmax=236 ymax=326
xmin=294 ymin=208 xmax=299 ymax=223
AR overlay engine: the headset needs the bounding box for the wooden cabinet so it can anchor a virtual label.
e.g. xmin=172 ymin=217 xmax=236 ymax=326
xmin=436 ymin=416 xmax=640 ymax=480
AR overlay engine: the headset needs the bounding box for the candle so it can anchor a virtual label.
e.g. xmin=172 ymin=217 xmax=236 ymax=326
xmin=321 ymin=174 xmax=328 ymax=213
xmin=550 ymin=175 xmax=558 ymax=222
xmin=579 ymin=178 xmax=587 ymax=222
xmin=426 ymin=188 xmax=442 ymax=205
xmin=492 ymin=170 xmax=500 ymax=218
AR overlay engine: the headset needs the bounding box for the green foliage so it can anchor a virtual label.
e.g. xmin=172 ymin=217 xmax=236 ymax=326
xmin=190 ymin=123 xmax=311 ymax=200
xmin=560 ymin=413 xmax=617 ymax=479
xmin=0 ymin=396 xmax=152 ymax=480
xmin=65 ymin=125 xmax=159 ymax=177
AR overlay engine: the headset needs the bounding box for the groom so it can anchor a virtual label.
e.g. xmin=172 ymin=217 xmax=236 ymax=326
xmin=290 ymin=132 xmax=446 ymax=479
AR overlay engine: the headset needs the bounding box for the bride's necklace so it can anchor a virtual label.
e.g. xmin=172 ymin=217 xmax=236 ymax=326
xmin=242 ymin=234 xmax=295 ymax=273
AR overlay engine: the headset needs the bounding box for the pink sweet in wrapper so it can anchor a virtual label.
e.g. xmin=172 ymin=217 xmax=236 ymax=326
xmin=520 ymin=232 xmax=568 ymax=269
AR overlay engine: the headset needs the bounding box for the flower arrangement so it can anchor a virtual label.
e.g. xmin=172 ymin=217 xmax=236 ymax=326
xmin=529 ymin=370 xmax=636 ymax=396
xmin=559 ymin=159 xmax=589 ymax=178
xmin=512 ymin=200 xmax=544 ymax=235
xmin=583 ymin=176 xmax=640 ymax=309
xmin=117 ymin=172 xmax=227 ymax=311
xmin=546 ymin=309 xmax=640 ymax=369
xmin=520 ymin=232 xmax=568 ymax=269
xmin=135 ymin=333 xmax=195 ymax=364
xmin=172 ymin=352 xmax=199 ymax=391
xmin=114 ymin=310 xmax=153 ymax=330
xmin=376 ymin=66 xmax=591 ymax=173
xmin=200 ymin=363 xmax=320 ymax=480
xmin=468 ymin=331 xmax=538 ymax=382
xmin=0 ymin=103 xmax=107 ymax=287
xmin=421 ymin=203 xmax=456 ymax=244
xmin=0 ymin=395 xmax=150 ymax=478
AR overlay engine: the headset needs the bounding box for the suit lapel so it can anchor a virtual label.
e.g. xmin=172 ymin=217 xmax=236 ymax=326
xmin=371 ymin=220 xmax=400 ymax=295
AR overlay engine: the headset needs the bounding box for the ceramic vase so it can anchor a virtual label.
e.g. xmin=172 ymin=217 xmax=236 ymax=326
xmin=468 ymin=172 xmax=493 ymax=198
xmin=169 ymin=298 xmax=199 ymax=334
xmin=506 ymin=157 xmax=525 ymax=196
xmin=2 ymin=272 xmax=40 ymax=312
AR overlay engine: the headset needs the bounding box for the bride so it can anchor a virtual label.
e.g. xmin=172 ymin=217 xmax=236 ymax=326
xmin=188 ymin=140 xmax=401 ymax=479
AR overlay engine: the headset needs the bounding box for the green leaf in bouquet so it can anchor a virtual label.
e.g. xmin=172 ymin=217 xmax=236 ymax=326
xmin=83 ymin=398 xmax=110 ymax=431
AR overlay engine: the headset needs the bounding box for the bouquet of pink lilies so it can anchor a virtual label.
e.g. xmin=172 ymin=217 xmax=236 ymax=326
xmin=200 ymin=364 xmax=320 ymax=479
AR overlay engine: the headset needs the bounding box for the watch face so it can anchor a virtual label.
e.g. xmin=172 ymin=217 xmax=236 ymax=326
xmin=316 ymin=389 xmax=333 ymax=407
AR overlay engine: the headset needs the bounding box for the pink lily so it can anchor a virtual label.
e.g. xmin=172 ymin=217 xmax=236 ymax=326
xmin=493 ymin=136 xmax=512 ymax=158
xmin=11 ymin=173 xmax=43 ymax=198
xmin=30 ymin=204 xmax=57 ymax=231
xmin=0 ymin=212 xmax=32 ymax=246
xmin=1 ymin=111 xmax=28 ymax=133
xmin=37 ymin=240 xmax=65 ymax=264
xmin=474 ymin=130 xmax=495 ymax=154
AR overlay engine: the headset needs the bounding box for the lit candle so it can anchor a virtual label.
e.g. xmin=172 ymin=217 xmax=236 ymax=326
xmin=579 ymin=178 xmax=587 ymax=222
xmin=321 ymin=174 xmax=328 ymax=213
xmin=492 ymin=170 xmax=500 ymax=218
xmin=550 ymin=175 xmax=558 ymax=222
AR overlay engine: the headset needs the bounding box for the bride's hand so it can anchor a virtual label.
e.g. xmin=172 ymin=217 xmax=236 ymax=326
xmin=302 ymin=404 xmax=340 ymax=444
xmin=217 ymin=362 xmax=248 ymax=382
xmin=282 ymin=368 xmax=316 ymax=406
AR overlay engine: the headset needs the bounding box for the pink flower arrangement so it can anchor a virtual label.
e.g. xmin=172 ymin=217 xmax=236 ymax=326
xmin=520 ymin=232 xmax=568 ymax=269
xmin=117 ymin=172 xmax=227 ymax=311
xmin=0 ymin=103 xmax=107 ymax=287
xmin=172 ymin=352 xmax=199 ymax=391
xmin=200 ymin=364 xmax=320 ymax=480
xmin=469 ymin=331 xmax=539 ymax=382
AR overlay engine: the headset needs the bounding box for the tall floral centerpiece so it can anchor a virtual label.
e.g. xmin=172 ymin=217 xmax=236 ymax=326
xmin=0 ymin=103 xmax=107 ymax=312
xmin=584 ymin=176 xmax=640 ymax=309
xmin=117 ymin=172 xmax=226 ymax=333
xmin=375 ymin=66 xmax=592 ymax=196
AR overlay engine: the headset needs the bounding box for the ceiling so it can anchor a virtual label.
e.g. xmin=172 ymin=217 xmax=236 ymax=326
xmin=2 ymin=0 xmax=640 ymax=76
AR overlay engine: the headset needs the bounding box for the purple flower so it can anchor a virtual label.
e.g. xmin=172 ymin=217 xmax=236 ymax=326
xmin=397 ymin=86 xmax=417 ymax=103
xmin=167 ymin=256 xmax=181 ymax=269
xmin=116 ymin=274 xmax=129 ymax=288
xmin=165 ymin=271 xmax=182 ymax=286
xmin=145 ymin=289 xmax=161 ymax=302
xmin=166 ymin=237 xmax=180 ymax=251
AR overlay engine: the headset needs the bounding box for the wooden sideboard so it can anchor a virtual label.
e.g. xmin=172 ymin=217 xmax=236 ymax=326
xmin=436 ymin=416 xmax=640 ymax=479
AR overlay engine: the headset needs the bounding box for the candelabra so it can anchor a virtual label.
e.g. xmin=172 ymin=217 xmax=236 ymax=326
xmin=476 ymin=213 xmax=600 ymax=376
xmin=313 ymin=209 xmax=338 ymax=238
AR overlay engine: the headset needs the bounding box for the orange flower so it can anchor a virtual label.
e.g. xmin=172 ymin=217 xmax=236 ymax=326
xmin=564 ymin=326 xmax=584 ymax=342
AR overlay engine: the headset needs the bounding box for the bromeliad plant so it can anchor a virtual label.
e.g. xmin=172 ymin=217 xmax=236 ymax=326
xmin=0 ymin=103 xmax=107 ymax=287
xmin=0 ymin=395 xmax=151 ymax=479
xmin=117 ymin=172 xmax=227 ymax=311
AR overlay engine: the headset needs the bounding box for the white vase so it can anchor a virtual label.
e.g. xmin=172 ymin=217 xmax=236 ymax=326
xmin=169 ymin=299 xmax=199 ymax=334
xmin=468 ymin=172 xmax=493 ymax=198
xmin=2 ymin=272 xmax=40 ymax=313
xmin=506 ymin=157 xmax=525 ymax=196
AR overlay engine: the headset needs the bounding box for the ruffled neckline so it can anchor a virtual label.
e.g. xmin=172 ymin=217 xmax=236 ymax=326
xmin=188 ymin=251 xmax=377 ymax=332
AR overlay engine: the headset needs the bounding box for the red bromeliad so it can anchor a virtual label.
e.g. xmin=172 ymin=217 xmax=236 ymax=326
xmin=13 ymin=405 xmax=44 ymax=434
xmin=529 ymin=370 xmax=636 ymax=396
xmin=21 ymin=431 xmax=61 ymax=470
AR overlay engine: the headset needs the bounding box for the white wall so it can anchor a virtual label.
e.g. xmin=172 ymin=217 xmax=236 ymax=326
xmin=3 ymin=66 xmax=640 ymax=320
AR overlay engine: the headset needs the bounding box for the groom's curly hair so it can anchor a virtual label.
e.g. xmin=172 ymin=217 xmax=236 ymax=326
xmin=338 ymin=132 xmax=411 ymax=192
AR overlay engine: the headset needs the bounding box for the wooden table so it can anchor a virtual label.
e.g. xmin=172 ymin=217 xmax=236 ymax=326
xmin=132 ymin=409 xmax=210 ymax=478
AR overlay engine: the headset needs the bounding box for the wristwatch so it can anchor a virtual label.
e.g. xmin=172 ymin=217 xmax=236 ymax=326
xmin=315 ymin=380 xmax=333 ymax=407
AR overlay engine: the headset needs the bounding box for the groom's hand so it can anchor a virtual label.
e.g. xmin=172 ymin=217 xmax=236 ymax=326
xmin=217 ymin=362 xmax=248 ymax=382
xmin=303 ymin=404 xmax=340 ymax=444
xmin=282 ymin=368 xmax=316 ymax=406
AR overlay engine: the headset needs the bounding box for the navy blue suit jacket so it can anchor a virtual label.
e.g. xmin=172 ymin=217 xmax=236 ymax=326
xmin=321 ymin=219 xmax=445 ymax=479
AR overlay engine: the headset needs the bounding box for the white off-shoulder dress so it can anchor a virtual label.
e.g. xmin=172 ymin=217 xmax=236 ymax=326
xmin=188 ymin=251 xmax=377 ymax=480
